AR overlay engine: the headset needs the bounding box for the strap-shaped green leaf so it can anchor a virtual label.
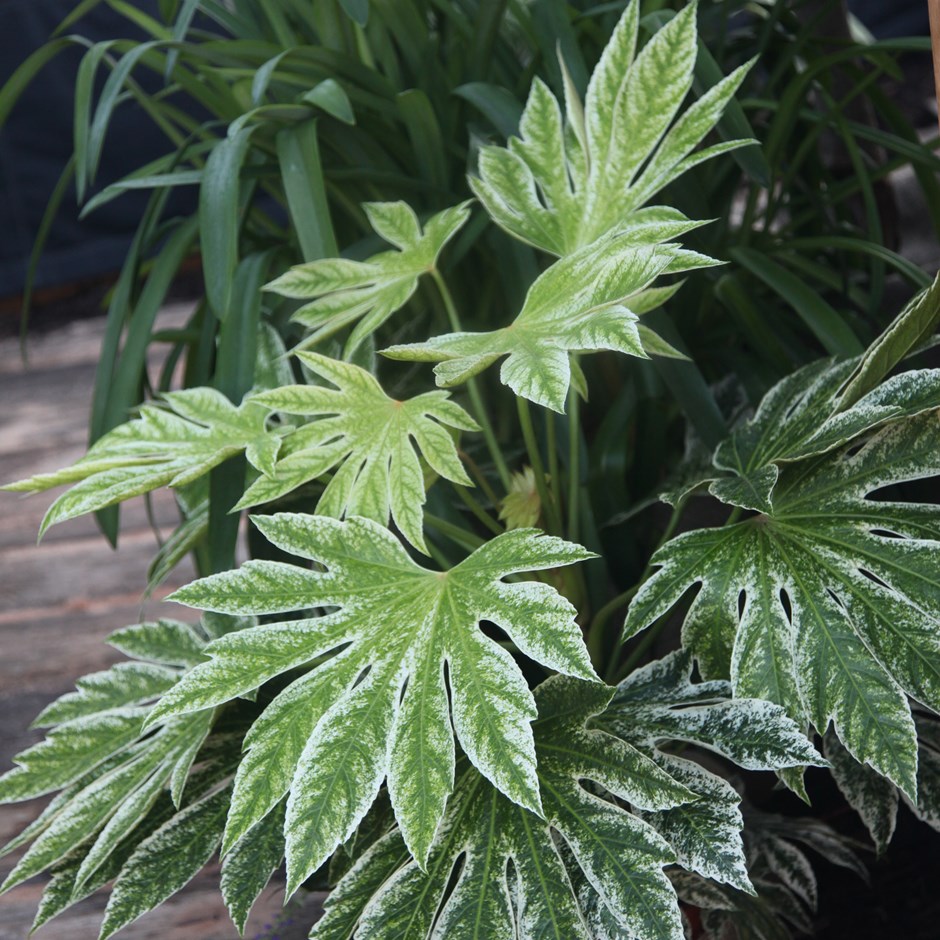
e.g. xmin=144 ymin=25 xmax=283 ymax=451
xmin=627 ymin=408 xmax=940 ymax=798
xmin=265 ymin=200 xmax=471 ymax=355
xmin=147 ymin=515 xmax=598 ymax=884
xmin=471 ymin=0 xmax=754 ymax=255
xmin=384 ymin=215 xmax=717 ymax=411
xmin=237 ymin=350 xmax=479 ymax=551
xmin=3 ymin=388 xmax=282 ymax=537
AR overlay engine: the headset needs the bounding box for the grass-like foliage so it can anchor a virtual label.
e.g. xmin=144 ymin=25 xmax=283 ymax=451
xmin=3 ymin=0 xmax=940 ymax=937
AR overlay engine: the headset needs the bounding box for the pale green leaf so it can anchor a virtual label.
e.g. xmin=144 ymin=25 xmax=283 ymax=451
xmin=149 ymin=515 xmax=597 ymax=884
xmin=237 ymin=350 xmax=478 ymax=552
xmin=471 ymin=0 xmax=754 ymax=254
xmin=33 ymin=663 xmax=179 ymax=727
xmin=265 ymin=201 xmax=471 ymax=355
xmin=384 ymin=219 xmax=716 ymax=411
xmin=108 ymin=618 xmax=208 ymax=668
xmin=3 ymin=389 xmax=282 ymax=536
xmin=627 ymin=410 xmax=940 ymax=798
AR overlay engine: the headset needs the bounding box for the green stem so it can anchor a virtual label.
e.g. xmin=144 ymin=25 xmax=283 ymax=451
xmin=567 ymin=385 xmax=581 ymax=543
xmin=516 ymin=396 xmax=563 ymax=535
xmin=589 ymin=499 xmax=687 ymax=677
xmin=458 ymin=448 xmax=499 ymax=506
xmin=546 ymin=409 xmax=561 ymax=517
xmin=431 ymin=269 xmax=512 ymax=491
xmin=611 ymin=616 xmax=670 ymax=684
xmin=454 ymin=483 xmax=504 ymax=536
xmin=425 ymin=513 xmax=486 ymax=552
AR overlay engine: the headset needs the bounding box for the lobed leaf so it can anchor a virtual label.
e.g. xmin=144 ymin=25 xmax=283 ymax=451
xmin=265 ymin=200 xmax=471 ymax=355
xmin=3 ymin=389 xmax=282 ymax=537
xmin=238 ymin=350 xmax=478 ymax=551
xmin=385 ymin=217 xmax=717 ymax=411
xmin=150 ymin=515 xmax=597 ymax=886
xmin=470 ymin=0 xmax=754 ymax=255
xmin=627 ymin=407 xmax=940 ymax=798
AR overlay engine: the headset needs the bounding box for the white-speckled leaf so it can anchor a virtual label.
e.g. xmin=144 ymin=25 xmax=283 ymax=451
xmin=237 ymin=351 xmax=478 ymax=551
xmin=627 ymin=410 xmax=940 ymax=798
xmin=824 ymin=730 xmax=898 ymax=854
xmin=311 ymin=677 xmax=692 ymax=940
xmin=265 ymin=201 xmax=470 ymax=355
xmin=149 ymin=515 xmax=597 ymax=883
xmin=470 ymin=0 xmax=754 ymax=254
xmin=708 ymin=356 xmax=940 ymax=513
xmin=3 ymin=389 xmax=282 ymax=537
xmin=221 ymin=800 xmax=285 ymax=933
xmin=599 ymin=651 xmax=823 ymax=892
xmin=99 ymin=787 xmax=229 ymax=939
xmin=384 ymin=221 xmax=717 ymax=411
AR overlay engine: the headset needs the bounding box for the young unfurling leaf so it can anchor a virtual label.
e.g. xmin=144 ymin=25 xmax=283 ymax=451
xmin=147 ymin=515 xmax=598 ymax=886
xmin=237 ymin=350 xmax=478 ymax=551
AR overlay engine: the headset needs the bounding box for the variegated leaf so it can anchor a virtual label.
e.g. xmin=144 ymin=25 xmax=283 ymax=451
xmin=147 ymin=515 xmax=598 ymax=885
xmin=824 ymin=730 xmax=898 ymax=854
xmin=265 ymin=200 xmax=470 ymax=355
xmin=99 ymin=787 xmax=230 ymax=939
xmin=385 ymin=217 xmax=716 ymax=411
xmin=3 ymin=389 xmax=282 ymax=537
xmin=470 ymin=0 xmax=754 ymax=255
xmin=599 ymin=651 xmax=823 ymax=892
xmin=0 ymin=616 xmax=245 ymax=902
xmin=237 ymin=350 xmax=478 ymax=551
xmin=709 ymin=357 xmax=940 ymax=513
xmin=311 ymin=677 xmax=694 ymax=940
xmin=627 ymin=409 xmax=940 ymax=798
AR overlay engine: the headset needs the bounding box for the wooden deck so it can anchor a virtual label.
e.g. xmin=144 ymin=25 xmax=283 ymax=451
xmin=0 ymin=308 xmax=322 ymax=938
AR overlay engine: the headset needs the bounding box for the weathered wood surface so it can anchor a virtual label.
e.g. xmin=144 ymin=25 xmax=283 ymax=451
xmin=0 ymin=308 xmax=323 ymax=939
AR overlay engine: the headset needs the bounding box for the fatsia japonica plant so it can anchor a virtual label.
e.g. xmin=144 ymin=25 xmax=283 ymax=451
xmin=4 ymin=2 xmax=940 ymax=938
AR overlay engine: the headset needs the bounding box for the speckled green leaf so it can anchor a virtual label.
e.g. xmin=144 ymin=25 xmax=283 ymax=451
xmin=627 ymin=410 xmax=940 ymax=798
xmin=221 ymin=800 xmax=285 ymax=933
xmin=265 ymin=201 xmax=470 ymax=355
xmin=471 ymin=0 xmax=754 ymax=254
xmin=99 ymin=787 xmax=230 ymax=939
xmin=385 ymin=219 xmax=716 ymax=412
xmin=312 ymin=677 xmax=692 ymax=940
xmin=599 ymin=651 xmax=823 ymax=893
xmin=150 ymin=515 xmax=597 ymax=884
xmin=709 ymin=357 xmax=940 ymax=513
xmin=4 ymin=388 xmax=282 ymax=536
xmin=237 ymin=350 xmax=478 ymax=551
xmin=823 ymin=730 xmax=897 ymax=854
